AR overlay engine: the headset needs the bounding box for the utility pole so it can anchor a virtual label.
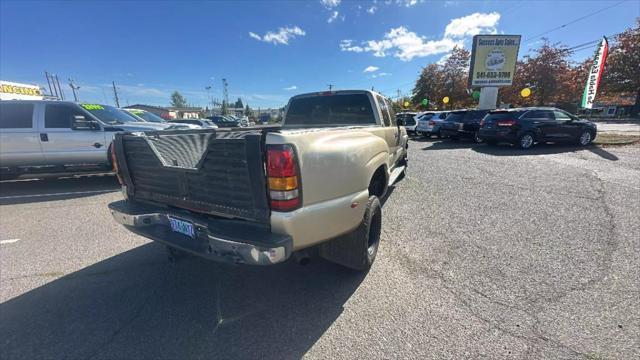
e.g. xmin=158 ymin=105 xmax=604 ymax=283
xmin=68 ymin=78 xmax=80 ymax=102
xmin=205 ymin=86 xmax=212 ymax=115
xmin=222 ymin=78 xmax=229 ymax=106
xmin=112 ymin=81 xmax=120 ymax=108
xmin=328 ymin=84 xmax=333 ymax=91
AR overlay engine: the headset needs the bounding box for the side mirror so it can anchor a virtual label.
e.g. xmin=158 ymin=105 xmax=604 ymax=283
xmin=396 ymin=118 xmax=404 ymax=126
xmin=72 ymin=115 xmax=100 ymax=130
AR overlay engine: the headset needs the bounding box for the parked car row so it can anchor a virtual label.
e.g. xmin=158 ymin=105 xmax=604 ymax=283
xmin=400 ymin=106 xmax=597 ymax=150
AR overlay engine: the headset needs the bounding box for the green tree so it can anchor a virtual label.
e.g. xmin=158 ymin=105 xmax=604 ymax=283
xmin=170 ymin=91 xmax=187 ymax=108
xmin=412 ymin=63 xmax=445 ymax=110
xmin=221 ymin=100 xmax=228 ymax=115
xmin=440 ymin=46 xmax=472 ymax=109
xmin=244 ymin=104 xmax=252 ymax=116
xmin=234 ymin=98 xmax=244 ymax=109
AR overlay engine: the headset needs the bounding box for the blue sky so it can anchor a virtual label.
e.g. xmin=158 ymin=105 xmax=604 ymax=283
xmin=1 ymin=0 xmax=638 ymax=108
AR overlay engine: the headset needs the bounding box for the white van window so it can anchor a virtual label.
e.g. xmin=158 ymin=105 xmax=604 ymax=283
xmin=0 ymin=103 xmax=33 ymax=129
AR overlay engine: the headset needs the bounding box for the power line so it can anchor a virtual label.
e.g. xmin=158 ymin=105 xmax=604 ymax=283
xmin=523 ymin=0 xmax=627 ymax=44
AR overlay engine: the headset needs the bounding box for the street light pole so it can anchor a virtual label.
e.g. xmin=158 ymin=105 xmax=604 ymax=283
xmin=68 ymin=78 xmax=80 ymax=102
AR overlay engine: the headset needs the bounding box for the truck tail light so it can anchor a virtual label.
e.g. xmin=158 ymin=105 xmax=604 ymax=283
xmin=428 ymin=121 xmax=435 ymax=126
xmin=110 ymin=144 xmax=123 ymax=185
xmin=496 ymin=119 xmax=517 ymax=127
xmin=267 ymin=144 xmax=300 ymax=211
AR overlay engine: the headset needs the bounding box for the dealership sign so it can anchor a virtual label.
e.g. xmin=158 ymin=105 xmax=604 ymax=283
xmin=581 ymin=37 xmax=609 ymax=109
xmin=0 ymin=80 xmax=43 ymax=100
xmin=468 ymin=35 xmax=521 ymax=87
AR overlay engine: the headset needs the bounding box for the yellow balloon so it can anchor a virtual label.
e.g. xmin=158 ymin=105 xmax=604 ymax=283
xmin=443 ymin=96 xmax=450 ymax=104
xmin=403 ymin=101 xmax=410 ymax=107
xmin=521 ymin=88 xmax=531 ymax=98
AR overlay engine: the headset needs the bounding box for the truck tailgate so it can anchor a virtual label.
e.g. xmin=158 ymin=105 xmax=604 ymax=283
xmin=115 ymin=129 xmax=271 ymax=223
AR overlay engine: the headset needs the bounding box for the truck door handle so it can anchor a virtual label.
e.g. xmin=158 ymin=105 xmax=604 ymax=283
xmin=93 ymin=142 xmax=103 ymax=148
xmin=40 ymin=133 xmax=49 ymax=142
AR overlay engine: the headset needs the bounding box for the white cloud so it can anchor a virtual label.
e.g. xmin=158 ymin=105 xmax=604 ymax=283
xmin=444 ymin=12 xmax=500 ymax=38
xmin=342 ymin=26 xmax=462 ymax=61
xmin=363 ymin=66 xmax=379 ymax=73
xmin=320 ymin=0 xmax=341 ymax=8
xmin=340 ymin=12 xmax=500 ymax=61
xmin=340 ymin=40 xmax=365 ymax=53
xmin=399 ymin=0 xmax=419 ymax=6
xmin=436 ymin=53 xmax=451 ymax=65
xmin=283 ymin=85 xmax=297 ymax=91
xmin=367 ymin=6 xmax=377 ymax=14
xmin=328 ymin=11 xmax=339 ymax=23
xmin=249 ymin=26 xmax=306 ymax=45
xmin=371 ymin=72 xmax=391 ymax=78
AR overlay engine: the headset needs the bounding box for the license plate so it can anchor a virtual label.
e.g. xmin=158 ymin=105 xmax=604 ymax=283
xmin=169 ymin=217 xmax=195 ymax=238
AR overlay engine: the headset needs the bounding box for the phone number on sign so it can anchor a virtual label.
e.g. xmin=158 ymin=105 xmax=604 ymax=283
xmin=475 ymin=71 xmax=512 ymax=79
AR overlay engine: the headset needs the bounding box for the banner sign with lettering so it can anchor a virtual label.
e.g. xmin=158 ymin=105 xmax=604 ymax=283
xmin=0 ymin=80 xmax=43 ymax=100
xmin=468 ymin=35 xmax=521 ymax=87
xmin=581 ymin=37 xmax=609 ymax=109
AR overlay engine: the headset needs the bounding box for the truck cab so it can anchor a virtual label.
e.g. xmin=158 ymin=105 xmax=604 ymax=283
xmin=0 ymin=100 xmax=173 ymax=178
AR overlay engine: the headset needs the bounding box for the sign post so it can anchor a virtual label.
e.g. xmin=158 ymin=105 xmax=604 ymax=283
xmin=468 ymin=35 xmax=521 ymax=110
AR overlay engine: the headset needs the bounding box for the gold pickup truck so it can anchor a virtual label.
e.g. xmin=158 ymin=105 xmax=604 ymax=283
xmin=108 ymin=90 xmax=408 ymax=270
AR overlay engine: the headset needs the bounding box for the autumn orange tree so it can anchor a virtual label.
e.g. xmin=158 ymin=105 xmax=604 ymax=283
xmin=602 ymin=19 xmax=640 ymax=116
xmin=411 ymin=46 xmax=476 ymax=110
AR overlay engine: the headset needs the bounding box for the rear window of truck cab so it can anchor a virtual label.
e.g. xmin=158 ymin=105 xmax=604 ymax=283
xmin=0 ymin=102 xmax=33 ymax=129
xmin=285 ymin=93 xmax=376 ymax=127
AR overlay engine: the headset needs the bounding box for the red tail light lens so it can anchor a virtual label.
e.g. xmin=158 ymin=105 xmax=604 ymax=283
xmin=496 ymin=119 xmax=517 ymax=127
xmin=267 ymin=144 xmax=300 ymax=211
xmin=267 ymin=145 xmax=296 ymax=177
xmin=428 ymin=121 xmax=435 ymax=126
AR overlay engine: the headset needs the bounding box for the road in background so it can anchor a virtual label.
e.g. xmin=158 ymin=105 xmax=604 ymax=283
xmin=596 ymin=122 xmax=640 ymax=135
xmin=1 ymin=140 xmax=638 ymax=359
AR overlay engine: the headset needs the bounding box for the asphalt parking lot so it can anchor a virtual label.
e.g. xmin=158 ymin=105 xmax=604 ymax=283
xmin=1 ymin=139 xmax=638 ymax=359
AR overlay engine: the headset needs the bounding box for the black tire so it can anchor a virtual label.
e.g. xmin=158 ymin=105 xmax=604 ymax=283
xmin=435 ymin=131 xmax=442 ymax=139
xmin=318 ymin=196 xmax=382 ymax=271
xmin=517 ymin=132 xmax=535 ymax=149
xmin=485 ymin=140 xmax=498 ymax=146
xmin=576 ymin=129 xmax=594 ymax=146
xmin=473 ymin=132 xmax=483 ymax=143
xmin=450 ymin=136 xmax=459 ymax=142
xmin=422 ymin=132 xmax=431 ymax=139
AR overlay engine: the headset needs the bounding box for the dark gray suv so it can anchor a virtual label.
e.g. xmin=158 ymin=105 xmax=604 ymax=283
xmin=478 ymin=107 xmax=597 ymax=149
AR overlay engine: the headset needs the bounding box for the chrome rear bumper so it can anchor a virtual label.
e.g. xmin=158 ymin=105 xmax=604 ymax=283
xmin=109 ymin=200 xmax=292 ymax=265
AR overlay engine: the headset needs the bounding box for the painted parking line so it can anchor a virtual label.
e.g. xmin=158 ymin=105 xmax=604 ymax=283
xmin=0 ymin=239 xmax=20 ymax=245
xmin=0 ymin=189 xmax=117 ymax=200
